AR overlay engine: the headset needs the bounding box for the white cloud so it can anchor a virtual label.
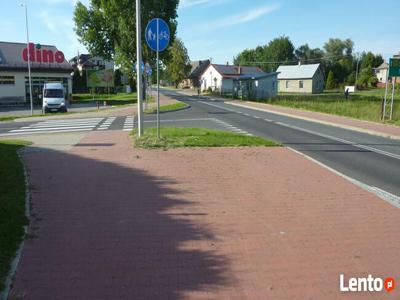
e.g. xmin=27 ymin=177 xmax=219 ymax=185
xmin=205 ymin=4 xmax=280 ymax=30
xmin=180 ymin=0 xmax=231 ymax=8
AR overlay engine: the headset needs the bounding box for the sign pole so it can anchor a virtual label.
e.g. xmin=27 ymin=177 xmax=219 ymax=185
xmin=390 ymin=77 xmax=395 ymax=120
xmin=136 ymin=0 xmax=144 ymax=136
xmin=156 ymin=19 xmax=160 ymax=139
xmin=383 ymin=71 xmax=389 ymax=121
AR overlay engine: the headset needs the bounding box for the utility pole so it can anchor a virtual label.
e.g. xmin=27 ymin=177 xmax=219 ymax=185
xmin=355 ymin=52 xmax=360 ymax=91
xmin=22 ymin=1 xmax=33 ymax=116
xmin=136 ymin=0 xmax=144 ymax=136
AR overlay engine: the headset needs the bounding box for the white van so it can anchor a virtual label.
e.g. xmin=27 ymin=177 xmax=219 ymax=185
xmin=42 ymin=82 xmax=67 ymax=113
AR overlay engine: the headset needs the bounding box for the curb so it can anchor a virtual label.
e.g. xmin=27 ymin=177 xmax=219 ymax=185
xmin=144 ymin=104 xmax=191 ymax=115
xmin=225 ymin=101 xmax=400 ymax=140
xmin=1 ymin=148 xmax=31 ymax=300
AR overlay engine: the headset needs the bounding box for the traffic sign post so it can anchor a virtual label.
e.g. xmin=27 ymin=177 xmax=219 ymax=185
xmin=383 ymin=58 xmax=399 ymax=121
xmin=136 ymin=0 xmax=143 ymax=136
xmin=145 ymin=18 xmax=170 ymax=139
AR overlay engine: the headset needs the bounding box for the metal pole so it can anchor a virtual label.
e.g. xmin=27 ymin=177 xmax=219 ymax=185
xmin=382 ymin=70 xmax=389 ymax=121
xmin=23 ymin=2 xmax=33 ymax=116
xmin=355 ymin=54 xmax=359 ymax=91
xmin=390 ymin=77 xmax=395 ymax=120
xmin=156 ymin=19 xmax=160 ymax=139
xmin=136 ymin=0 xmax=143 ymax=136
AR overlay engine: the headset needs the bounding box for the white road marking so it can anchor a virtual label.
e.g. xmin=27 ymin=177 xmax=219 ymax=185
xmin=98 ymin=117 xmax=116 ymax=130
xmin=274 ymin=121 xmax=400 ymax=161
xmin=288 ymin=147 xmax=400 ymax=209
xmin=199 ymin=100 xmax=400 ymax=161
xmin=6 ymin=118 xmax=104 ymax=135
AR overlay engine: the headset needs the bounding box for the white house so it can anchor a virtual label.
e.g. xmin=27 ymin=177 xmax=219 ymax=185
xmin=199 ymin=64 xmax=265 ymax=94
xmin=276 ymin=63 xmax=324 ymax=94
xmin=69 ymin=54 xmax=114 ymax=71
xmin=374 ymin=62 xmax=389 ymax=84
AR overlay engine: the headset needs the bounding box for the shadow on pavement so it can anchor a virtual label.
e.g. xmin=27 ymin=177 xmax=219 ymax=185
xmin=10 ymin=147 xmax=230 ymax=299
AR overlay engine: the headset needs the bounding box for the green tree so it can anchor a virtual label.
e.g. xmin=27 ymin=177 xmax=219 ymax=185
xmin=357 ymin=67 xmax=376 ymax=88
xmin=324 ymin=38 xmax=354 ymax=59
xmin=326 ymin=70 xmax=336 ymax=90
xmin=295 ymin=44 xmax=324 ymax=63
xmin=360 ymin=52 xmax=384 ymax=69
xmin=74 ymin=0 xmax=179 ymax=82
xmin=263 ymin=36 xmax=296 ymax=71
xmin=166 ymin=38 xmax=191 ymax=87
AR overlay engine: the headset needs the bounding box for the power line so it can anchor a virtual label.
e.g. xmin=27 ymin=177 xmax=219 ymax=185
xmin=239 ymin=53 xmax=354 ymax=65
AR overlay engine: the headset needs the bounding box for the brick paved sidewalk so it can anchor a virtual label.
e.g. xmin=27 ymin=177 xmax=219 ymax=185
xmin=9 ymin=131 xmax=400 ymax=299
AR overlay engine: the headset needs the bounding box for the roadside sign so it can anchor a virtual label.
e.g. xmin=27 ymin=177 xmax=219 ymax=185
xmin=389 ymin=58 xmax=400 ymax=77
xmin=145 ymin=18 xmax=171 ymax=139
xmin=134 ymin=61 xmax=145 ymax=73
xmin=145 ymin=63 xmax=152 ymax=76
xmin=145 ymin=18 xmax=170 ymax=52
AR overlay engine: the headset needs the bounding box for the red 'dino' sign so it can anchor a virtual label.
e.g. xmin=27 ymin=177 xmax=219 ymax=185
xmin=22 ymin=43 xmax=65 ymax=64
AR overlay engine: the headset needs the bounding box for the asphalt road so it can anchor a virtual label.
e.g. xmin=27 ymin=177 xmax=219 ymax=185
xmin=1 ymin=89 xmax=399 ymax=202
xmin=157 ymin=89 xmax=400 ymax=200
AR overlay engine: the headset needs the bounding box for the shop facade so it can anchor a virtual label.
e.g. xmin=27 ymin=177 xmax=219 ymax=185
xmin=0 ymin=42 xmax=73 ymax=105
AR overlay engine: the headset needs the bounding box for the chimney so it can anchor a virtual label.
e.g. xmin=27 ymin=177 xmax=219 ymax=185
xmin=226 ymin=61 xmax=229 ymax=66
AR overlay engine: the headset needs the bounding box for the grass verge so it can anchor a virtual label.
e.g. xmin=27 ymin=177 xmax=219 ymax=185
xmin=131 ymin=127 xmax=279 ymax=149
xmin=72 ymin=92 xmax=138 ymax=106
xmin=144 ymin=102 xmax=189 ymax=114
xmin=0 ymin=140 xmax=31 ymax=293
xmin=256 ymin=91 xmax=400 ymax=126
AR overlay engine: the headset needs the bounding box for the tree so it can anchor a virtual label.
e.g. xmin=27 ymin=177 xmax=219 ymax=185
xmin=360 ymin=52 xmax=384 ymax=70
xmin=263 ymin=36 xmax=296 ymax=71
xmin=74 ymin=0 xmax=179 ymax=82
xmin=324 ymin=38 xmax=354 ymax=59
xmin=326 ymin=70 xmax=336 ymax=90
xmin=166 ymin=38 xmax=191 ymax=87
xmin=295 ymin=44 xmax=324 ymax=63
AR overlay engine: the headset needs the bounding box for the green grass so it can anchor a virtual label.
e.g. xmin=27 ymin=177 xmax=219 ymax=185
xmin=72 ymin=92 xmax=138 ymax=106
xmin=131 ymin=127 xmax=279 ymax=149
xmin=0 ymin=140 xmax=31 ymax=292
xmin=144 ymin=102 xmax=189 ymax=114
xmin=257 ymin=89 xmax=400 ymax=126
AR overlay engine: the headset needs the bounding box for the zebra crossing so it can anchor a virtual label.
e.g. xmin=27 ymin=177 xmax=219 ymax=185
xmin=123 ymin=116 xmax=134 ymax=131
xmin=5 ymin=116 xmax=135 ymax=136
xmin=97 ymin=117 xmax=116 ymax=130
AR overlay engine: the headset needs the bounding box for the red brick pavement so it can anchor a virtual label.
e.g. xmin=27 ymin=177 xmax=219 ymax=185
xmin=9 ymin=131 xmax=400 ymax=299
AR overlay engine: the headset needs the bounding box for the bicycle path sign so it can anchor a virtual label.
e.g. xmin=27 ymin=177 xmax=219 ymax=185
xmin=145 ymin=18 xmax=170 ymax=52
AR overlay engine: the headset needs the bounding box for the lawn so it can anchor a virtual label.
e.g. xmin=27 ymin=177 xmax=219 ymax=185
xmin=144 ymin=102 xmax=189 ymax=114
xmin=261 ymin=89 xmax=400 ymax=126
xmin=0 ymin=140 xmax=30 ymax=293
xmin=72 ymin=92 xmax=138 ymax=106
xmin=132 ymin=127 xmax=279 ymax=149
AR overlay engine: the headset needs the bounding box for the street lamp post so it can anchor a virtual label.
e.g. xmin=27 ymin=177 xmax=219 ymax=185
xmin=21 ymin=1 xmax=34 ymax=116
xmin=136 ymin=0 xmax=144 ymax=136
xmin=355 ymin=52 xmax=360 ymax=91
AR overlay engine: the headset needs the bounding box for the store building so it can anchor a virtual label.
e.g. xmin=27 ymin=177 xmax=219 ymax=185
xmin=0 ymin=41 xmax=73 ymax=105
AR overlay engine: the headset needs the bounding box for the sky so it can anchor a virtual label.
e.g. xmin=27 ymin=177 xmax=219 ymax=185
xmin=1 ymin=0 xmax=399 ymax=64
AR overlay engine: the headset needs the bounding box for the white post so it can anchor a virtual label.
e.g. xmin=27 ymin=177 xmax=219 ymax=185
xmin=383 ymin=70 xmax=389 ymax=121
xmin=23 ymin=2 xmax=33 ymax=116
xmin=390 ymin=77 xmax=395 ymax=120
xmin=156 ymin=19 xmax=160 ymax=139
xmin=136 ymin=0 xmax=143 ymax=136
xmin=354 ymin=53 xmax=359 ymax=91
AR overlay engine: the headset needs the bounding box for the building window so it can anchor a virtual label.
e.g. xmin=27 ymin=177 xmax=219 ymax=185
xmin=299 ymin=80 xmax=304 ymax=88
xmin=286 ymin=81 xmax=289 ymax=88
xmin=0 ymin=76 xmax=15 ymax=85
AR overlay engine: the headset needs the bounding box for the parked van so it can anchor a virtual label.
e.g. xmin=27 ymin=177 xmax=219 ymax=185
xmin=42 ymin=82 xmax=67 ymax=113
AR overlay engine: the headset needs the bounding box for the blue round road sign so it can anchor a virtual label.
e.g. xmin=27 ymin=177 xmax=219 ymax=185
xmin=145 ymin=18 xmax=170 ymax=52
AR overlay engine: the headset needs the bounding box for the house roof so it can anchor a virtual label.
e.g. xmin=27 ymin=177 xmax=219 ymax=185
xmin=212 ymin=64 xmax=264 ymax=76
xmin=189 ymin=60 xmax=210 ymax=79
xmin=0 ymin=41 xmax=72 ymax=72
xmin=276 ymin=63 xmax=321 ymax=79
xmin=232 ymin=72 xmax=279 ymax=81
xmin=375 ymin=62 xmax=389 ymax=70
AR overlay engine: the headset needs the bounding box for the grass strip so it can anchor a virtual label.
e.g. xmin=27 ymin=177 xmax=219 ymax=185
xmin=132 ymin=127 xmax=279 ymax=149
xmin=0 ymin=140 xmax=31 ymax=292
